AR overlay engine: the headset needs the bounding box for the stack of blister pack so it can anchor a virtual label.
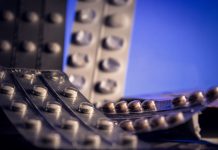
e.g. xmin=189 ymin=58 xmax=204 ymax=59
xmin=1 ymin=0 xmax=218 ymax=149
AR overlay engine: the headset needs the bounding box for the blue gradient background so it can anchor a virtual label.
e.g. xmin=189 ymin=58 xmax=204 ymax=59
xmin=66 ymin=0 xmax=218 ymax=97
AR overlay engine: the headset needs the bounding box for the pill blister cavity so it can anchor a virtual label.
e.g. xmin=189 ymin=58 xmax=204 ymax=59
xmin=97 ymin=118 xmax=114 ymax=131
xmin=20 ymin=41 xmax=37 ymax=52
xmin=120 ymin=134 xmax=138 ymax=148
xmin=150 ymin=116 xmax=168 ymax=129
xmin=134 ymin=118 xmax=151 ymax=132
xmin=95 ymin=79 xmax=117 ymax=94
xmin=102 ymin=102 xmax=116 ymax=113
xmin=44 ymin=72 xmax=65 ymax=84
xmin=62 ymin=87 xmax=78 ymax=100
xmin=23 ymin=11 xmax=39 ymax=23
xmin=45 ymin=42 xmax=61 ymax=54
xmin=69 ymin=75 xmax=85 ymax=90
xmin=62 ymin=119 xmax=79 ymax=133
xmin=11 ymin=102 xmax=27 ymax=114
xmin=115 ymin=101 xmax=129 ymax=113
xmin=0 ymin=83 xmax=15 ymax=96
xmin=83 ymin=134 xmax=101 ymax=148
xmin=45 ymin=103 xmax=62 ymax=114
xmin=76 ymin=9 xmax=96 ymax=23
xmin=119 ymin=120 xmax=135 ymax=132
xmin=25 ymin=118 xmax=42 ymax=132
xmin=166 ymin=112 xmax=184 ymax=126
xmin=48 ymin=12 xmax=63 ymax=24
xmin=21 ymin=73 xmax=35 ymax=80
xmin=99 ymin=58 xmax=120 ymax=72
xmin=141 ymin=100 xmax=157 ymax=111
xmin=172 ymin=96 xmax=187 ymax=107
xmin=68 ymin=53 xmax=89 ymax=68
xmin=0 ymin=40 xmax=11 ymax=52
xmin=73 ymin=30 xmax=92 ymax=46
xmin=103 ymin=36 xmax=124 ymax=50
xmin=32 ymin=85 xmax=47 ymax=97
xmin=106 ymin=14 xmax=129 ymax=28
xmin=206 ymin=87 xmax=218 ymax=101
xmin=78 ymin=102 xmax=94 ymax=114
xmin=40 ymin=133 xmax=60 ymax=148
xmin=128 ymin=100 xmax=143 ymax=112
xmin=0 ymin=10 xmax=14 ymax=22
xmin=189 ymin=91 xmax=205 ymax=104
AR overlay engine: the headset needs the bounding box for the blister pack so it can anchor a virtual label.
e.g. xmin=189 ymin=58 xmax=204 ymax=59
xmin=0 ymin=67 xmax=150 ymax=149
xmin=0 ymin=0 xmax=66 ymax=70
xmin=65 ymin=0 xmax=135 ymax=103
xmin=100 ymin=89 xmax=218 ymax=144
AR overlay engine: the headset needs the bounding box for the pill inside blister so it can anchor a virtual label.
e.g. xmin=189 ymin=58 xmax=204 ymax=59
xmin=68 ymin=53 xmax=89 ymax=68
xmin=106 ymin=14 xmax=129 ymax=28
xmin=206 ymin=87 xmax=218 ymax=100
xmin=83 ymin=134 xmax=101 ymax=148
xmin=150 ymin=116 xmax=168 ymax=129
xmin=115 ymin=101 xmax=129 ymax=113
xmin=44 ymin=72 xmax=65 ymax=83
xmin=45 ymin=42 xmax=61 ymax=54
xmin=62 ymin=119 xmax=79 ymax=133
xmin=78 ymin=102 xmax=94 ymax=114
xmin=0 ymin=83 xmax=15 ymax=96
xmin=166 ymin=112 xmax=184 ymax=126
xmin=119 ymin=120 xmax=135 ymax=132
xmin=0 ymin=40 xmax=11 ymax=52
xmin=99 ymin=58 xmax=120 ymax=72
xmin=97 ymin=118 xmax=114 ymax=131
xmin=119 ymin=134 xmax=138 ymax=148
xmin=76 ymin=9 xmax=96 ymax=23
xmin=21 ymin=73 xmax=35 ymax=80
xmin=141 ymin=100 xmax=157 ymax=111
xmin=73 ymin=30 xmax=92 ymax=46
xmin=45 ymin=103 xmax=62 ymax=114
xmin=20 ymin=41 xmax=37 ymax=52
xmin=69 ymin=75 xmax=85 ymax=90
xmin=32 ymin=85 xmax=47 ymax=97
xmin=48 ymin=12 xmax=63 ymax=24
xmin=95 ymin=79 xmax=117 ymax=94
xmin=134 ymin=118 xmax=151 ymax=132
xmin=172 ymin=96 xmax=188 ymax=107
xmin=25 ymin=118 xmax=42 ymax=132
xmin=23 ymin=11 xmax=39 ymax=23
xmin=11 ymin=102 xmax=27 ymax=113
xmin=128 ymin=100 xmax=143 ymax=112
xmin=102 ymin=102 xmax=116 ymax=113
xmin=103 ymin=36 xmax=124 ymax=50
xmin=40 ymin=133 xmax=60 ymax=148
xmin=189 ymin=91 xmax=205 ymax=104
xmin=62 ymin=87 xmax=78 ymax=100
xmin=0 ymin=10 xmax=14 ymax=22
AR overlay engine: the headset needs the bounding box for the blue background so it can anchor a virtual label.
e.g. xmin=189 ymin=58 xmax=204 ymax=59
xmin=66 ymin=0 xmax=218 ymax=97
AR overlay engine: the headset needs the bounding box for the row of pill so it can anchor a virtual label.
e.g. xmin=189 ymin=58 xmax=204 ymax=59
xmin=2 ymin=100 xmax=139 ymax=149
xmin=0 ymin=40 xmax=61 ymax=54
xmin=101 ymin=87 xmax=218 ymax=114
xmin=118 ymin=112 xmax=185 ymax=133
xmin=0 ymin=70 xmax=141 ymax=149
xmin=0 ymin=10 xmax=63 ymax=24
xmin=90 ymin=0 xmax=134 ymax=103
xmin=65 ymin=0 xmax=105 ymax=98
xmin=4 ymin=102 xmax=137 ymax=148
